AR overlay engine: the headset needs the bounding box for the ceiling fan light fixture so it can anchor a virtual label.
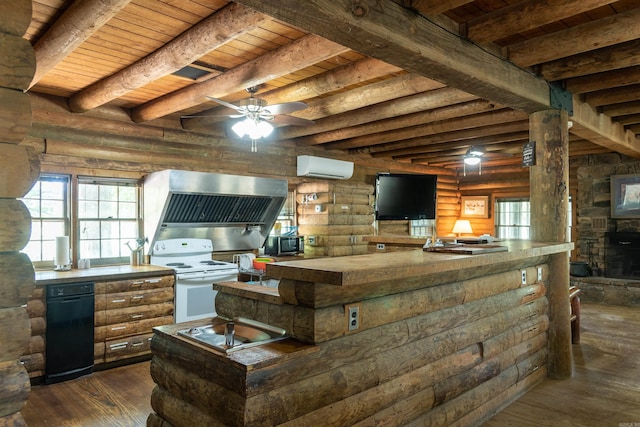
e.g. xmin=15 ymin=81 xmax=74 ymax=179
xmin=231 ymin=117 xmax=273 ymax=140
xmin=464 ymin=156 xmax=481 ymax=165
xmin=467 ymin=146 xmax=484 ymax=157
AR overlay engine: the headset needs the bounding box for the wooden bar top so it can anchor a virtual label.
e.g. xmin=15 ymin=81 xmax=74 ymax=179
xmin=266 ymin=240 xmax=572 ymax=286
xmin=35 ymin=264 xmax=175 ymax=285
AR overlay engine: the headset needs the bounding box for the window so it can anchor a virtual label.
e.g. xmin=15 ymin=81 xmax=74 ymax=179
xmin=273 ymin=190 xmax=297 ymax=235
xmin=21 ymin=175 xmax=70 ymax=263
xmin=410 ymin=218 xmax=435 ymax=237
xmin=495 ymin=198 xmax=530 ymax=239
xmin=78 ymin=177 xmax=141 ymax=265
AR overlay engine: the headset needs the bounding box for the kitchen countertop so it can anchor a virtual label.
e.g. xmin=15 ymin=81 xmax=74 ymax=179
xmin=266 ymin=240 xmax=573 ymax=286
xmin=35 ymin=264 xmax=175 ymax=285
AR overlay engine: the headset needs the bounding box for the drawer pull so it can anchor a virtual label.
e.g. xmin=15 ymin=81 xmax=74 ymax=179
xmin=109 ymin=342 xmax=128 ymax=350
xmin=145 ymin=278 xmax=161 ymax=283
xmin=131 ymin=342 xmax=144 ymax=347
xmin=131 ymin=314 xmax=144 ymax=319
xmin=131 ymin=281 xmax=144 ymax=286
xmin=112 ymin=299 xmax=126 ymax=303
xmin=111 ymin=326 xmax=127 ymax=331
xmin=131 ymin=295 xmax=144 ymax=301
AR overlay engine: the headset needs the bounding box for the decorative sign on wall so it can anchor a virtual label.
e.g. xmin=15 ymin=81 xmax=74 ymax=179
xmin=522 ymin=141 xmax=536 ymax=167
xmin=461 ymin=196 xmax=489 ymax=218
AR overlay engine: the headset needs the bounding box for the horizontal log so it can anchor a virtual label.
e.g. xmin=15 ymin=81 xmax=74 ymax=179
xmin=0 ymin=253 xmax=34 ymax=309
xmin=295 ymin=192 xmax=372 ymax=206
xmin=30 ymin=317 xmax=45 ymax=337
xmin=0 ymin=200 xmax=31 ymax=252
xmin=0 ymin=144 xmax=39 ymax=198
xmin=0 ymin=0 xmax=31 ymax=36
xmin=0 ymin=307 xmax=30 ymax=362
xmin=297 ymin=182 xmax=374 ymax=195
xmin=0 ymin=34 xmax=35 ymax=90
xmin=0 ymin=360 xmax=29 ymax=418
xmin=0 ymin=410 xmax=26 ymax=427
xmin=151 ymin=385 xmax=226 ymax=427
xmin=297 ymin=204 xmax=373 ymax=215
xmin=18 ymin=352 xmax=44 ymax=377
xmin=297 ymin=224 xmax=374 ymax=236
xmin=0 ymin=90 xmax=31 ymax=145
xmin=297 ymin=213 xmax=372 ymax=226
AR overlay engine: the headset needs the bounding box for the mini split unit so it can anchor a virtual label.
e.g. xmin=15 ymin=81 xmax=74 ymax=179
xmin=297 ymin=155 xmax=354 ymax=180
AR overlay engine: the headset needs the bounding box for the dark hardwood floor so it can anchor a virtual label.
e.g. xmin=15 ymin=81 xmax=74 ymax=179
xmin=21 ymin=303 xmax=640 ymax=427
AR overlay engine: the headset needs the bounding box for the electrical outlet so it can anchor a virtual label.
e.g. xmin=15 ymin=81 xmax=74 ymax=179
xmin=377 ymin=243 xmax=385 ymax=250
xmin=537 ymin=266 xmax=543 ymax=282
xmin=315 ymin=204 xmax=322 ymax=213
xmin=307 ymin=235 xmax=316 ymax=246
xmin=346 ymin=304 xmax=360 ymax=331
xmin=521 ymin=270 xmax=527 ymax=285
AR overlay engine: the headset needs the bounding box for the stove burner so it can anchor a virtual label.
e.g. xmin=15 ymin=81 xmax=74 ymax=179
xmin=166 ymin=262 xmax=186 ymax=266
xmin=174 ymin=264 xmax=193 ymax=269
xmin=200 ymin=261 xmax=228 ymax=266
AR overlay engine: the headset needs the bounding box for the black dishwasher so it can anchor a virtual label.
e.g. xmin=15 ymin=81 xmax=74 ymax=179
xmin=45 ymin=281 xmax=95 ymax=384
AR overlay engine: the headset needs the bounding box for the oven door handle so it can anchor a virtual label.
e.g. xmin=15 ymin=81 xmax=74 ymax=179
xmin=177 ymin=274 xmax=235 ymax=282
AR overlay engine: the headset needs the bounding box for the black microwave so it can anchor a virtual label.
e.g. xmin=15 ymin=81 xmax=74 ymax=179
xmin=264 ymin=235 xmax=303 ymax=255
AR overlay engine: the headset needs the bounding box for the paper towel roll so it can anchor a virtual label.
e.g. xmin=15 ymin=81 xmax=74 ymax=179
xmin=55 ymin=236 xmax=70 ymax=266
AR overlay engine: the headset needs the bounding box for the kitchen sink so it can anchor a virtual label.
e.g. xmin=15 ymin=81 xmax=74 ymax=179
xmin=177 ymin=317 xmax=287 ymax=353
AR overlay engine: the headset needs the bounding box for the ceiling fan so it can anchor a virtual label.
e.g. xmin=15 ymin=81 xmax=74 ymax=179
xmin=183 ymin=87 xmax=314 ymax=152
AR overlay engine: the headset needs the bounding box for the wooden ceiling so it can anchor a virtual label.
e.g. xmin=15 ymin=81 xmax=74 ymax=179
xmin=25 ymin=0 xmax=640 ymax=175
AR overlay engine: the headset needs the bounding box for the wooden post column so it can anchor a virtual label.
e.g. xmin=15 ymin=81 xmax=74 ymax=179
xmin=529 ymin=109 xmax=573 ymax=379
xmin=0 ymin=0 xmax=38 ymax=425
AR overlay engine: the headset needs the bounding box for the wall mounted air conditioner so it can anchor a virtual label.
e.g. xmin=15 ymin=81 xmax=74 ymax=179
xmin=297 ymin=155 xmax=354 ymax=179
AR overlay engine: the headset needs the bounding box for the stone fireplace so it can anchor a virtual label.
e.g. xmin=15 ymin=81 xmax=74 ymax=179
xmin=605 ymin=232 xmax=640 ymax=279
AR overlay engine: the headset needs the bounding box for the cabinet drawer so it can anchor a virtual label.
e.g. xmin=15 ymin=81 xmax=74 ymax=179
xmin=97 ymin=275 xmax=175 ymax=294
xmin=105 ymin=333 xmax=154 ymax=362
xmin=102 ymin=287 xmax=173 ymax=310
xmin=101 ymin=315 xmax=174 ymax=339
xmin=104 ymin=302 xmax=173 ymax=325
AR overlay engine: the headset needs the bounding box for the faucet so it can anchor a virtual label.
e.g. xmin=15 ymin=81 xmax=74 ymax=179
xmin=224 ymin=321 xmax=235 ymax=348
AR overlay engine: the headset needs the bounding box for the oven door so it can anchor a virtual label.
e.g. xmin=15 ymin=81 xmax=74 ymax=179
xmin=175 ymin=271 xmax=238 ymax=324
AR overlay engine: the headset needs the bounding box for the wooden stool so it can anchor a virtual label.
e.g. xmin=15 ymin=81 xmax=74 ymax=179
xmin=569 ymin=286 xmax=581 ymax=344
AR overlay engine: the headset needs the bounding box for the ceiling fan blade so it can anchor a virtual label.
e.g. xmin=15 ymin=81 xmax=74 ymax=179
xmin=181 ymin=114 xmax=233 ymax=119
xmin=205 ymin=96 xmax=243 ymax=112
xmin=272 ymin=115 xmax=315 ymax=126
xmin=265 ymin=101 xmax=308 ymax=115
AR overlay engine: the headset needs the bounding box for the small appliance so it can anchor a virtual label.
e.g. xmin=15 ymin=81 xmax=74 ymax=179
xmin=264 ymin=235 xmax=303 ymax=256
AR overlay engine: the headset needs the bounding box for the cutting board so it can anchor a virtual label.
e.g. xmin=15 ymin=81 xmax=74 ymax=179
xmin=425 ymin=244 xmax=508 ymax=255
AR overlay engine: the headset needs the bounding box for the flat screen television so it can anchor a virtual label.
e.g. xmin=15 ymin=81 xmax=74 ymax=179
xmin=375 ymin=173 xmax=437 ymax=220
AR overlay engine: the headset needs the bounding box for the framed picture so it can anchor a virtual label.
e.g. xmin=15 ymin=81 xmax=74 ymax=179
xmin=611 ymin=174 xmax=640 ymax=218
xmin=461 ymin=196 xmax=489 ymax=218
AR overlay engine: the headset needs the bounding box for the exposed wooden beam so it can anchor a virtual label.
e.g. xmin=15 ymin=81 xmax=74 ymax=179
xmin=327 ymin=107 xmax=525 ymax=151
xmin=570 ymin=94 xmax=640 ymax=158
xmin=68 ymin=3 xmax=271 ymax=113
xmin=279 ymin=87 xmax=476 ymax=142
xmin=131 ymin=34 xmax=349 ymax=122
xmin=29 ymin=0 xmax=133 ymax=88
xmin=181 ymin=57 xmax=402 ymax=130
xmin=540 ymin=39 xmax=640 ymax=81
xmin=468 ymin=0 xmax=618 ymax=44
xmin=584 ymin=84 xmax=640 ymax=107
xmin=565 ymin=65 xmax=640 ymax=94
xmin=399 ymin=0 xmax=474 ymax=16
xmin=313 ymin=100 xmax=500 ymax=149
xmin=508 ymin=7 xmax=640 ymax=67
xmin=230 ymin=0 xmax=551 ymax=113
xmin=370 ymin=121 xmax=529 ymax=158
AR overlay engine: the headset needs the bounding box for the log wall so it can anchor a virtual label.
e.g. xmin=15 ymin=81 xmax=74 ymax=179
xmin=149 ymin=252 xmax=553 ymax=426
xmin=0 ymin=1 xmax=37 ymax=425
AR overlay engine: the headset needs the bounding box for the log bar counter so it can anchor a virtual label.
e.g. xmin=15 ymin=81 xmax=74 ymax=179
xmin=149 ymin=240 xmax=573 ymax=427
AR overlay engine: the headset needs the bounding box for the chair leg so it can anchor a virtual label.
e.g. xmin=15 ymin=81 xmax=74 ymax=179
xmin=570 ymin=292 xmax=581 ymax=344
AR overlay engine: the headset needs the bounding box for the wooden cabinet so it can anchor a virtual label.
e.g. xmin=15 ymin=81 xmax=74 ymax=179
xmin=94 ymin=274 xmax=174 ymax=364
xmin=23 ymin=268 xmax=176 ymax=379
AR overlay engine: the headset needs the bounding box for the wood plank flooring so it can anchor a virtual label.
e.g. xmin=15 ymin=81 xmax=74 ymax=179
xmin=21 ymin=303 xmax=640 ymax=427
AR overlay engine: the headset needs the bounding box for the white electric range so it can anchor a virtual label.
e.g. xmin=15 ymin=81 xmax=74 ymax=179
xmin=149 ymin=238 xmax=238 ymax=323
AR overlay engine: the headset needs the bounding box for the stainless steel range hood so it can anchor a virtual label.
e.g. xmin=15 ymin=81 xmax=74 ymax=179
xmin=144 ymin=170 xmax=287 ymax=254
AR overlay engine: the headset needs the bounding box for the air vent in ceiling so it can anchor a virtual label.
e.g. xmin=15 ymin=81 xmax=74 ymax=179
xmin=173 ymin=65 xmax=211 ymax=80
